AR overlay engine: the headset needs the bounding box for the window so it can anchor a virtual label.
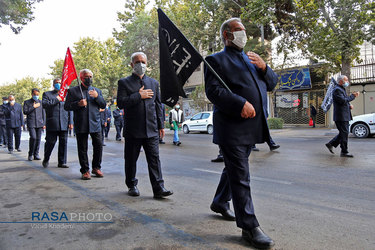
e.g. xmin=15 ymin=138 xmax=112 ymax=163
xmin=201 ymin=113 xmax=210 ymax=119
xmin=191 ymin=113 xmax=202 ymax=120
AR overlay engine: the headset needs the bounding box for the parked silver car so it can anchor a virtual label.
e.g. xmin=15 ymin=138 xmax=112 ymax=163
xmin=182 ymin=111 xmax=213 ymax=134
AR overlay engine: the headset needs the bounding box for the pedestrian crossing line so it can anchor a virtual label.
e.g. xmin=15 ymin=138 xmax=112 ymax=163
xmin=193 ymin=168 xmax=292 ymax=185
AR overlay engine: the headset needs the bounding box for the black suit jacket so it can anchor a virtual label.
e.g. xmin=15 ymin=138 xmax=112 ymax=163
xmin=332 ymin=85 xmax=355 ymax=122
xmin=0 ymin=104 xmax=6 ymax=126
xmin=112 ymin=109 xmax=124 ymax=126
xmin=204 ymin=46 xmax=278 ymax=146
xmin=117 ymin=74 xmax=164 ymax=138
xmin=23 ymin=98 xmax=45 ymax=128
xmin=64 ymin=85 xmax=106 ymax=134
xmin=3 ymin=102 xmax=24 ymax=128
xmin=42 ymin=90 xmax=73 ymax=131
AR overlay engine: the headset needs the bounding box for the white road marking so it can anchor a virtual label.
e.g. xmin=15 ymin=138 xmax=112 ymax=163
xmin=193 ymin=168 xmax=292 ymax=185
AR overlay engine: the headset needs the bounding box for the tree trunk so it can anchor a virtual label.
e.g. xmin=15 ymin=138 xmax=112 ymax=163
xmin=341 ymin=57 xmax=351 ymax=81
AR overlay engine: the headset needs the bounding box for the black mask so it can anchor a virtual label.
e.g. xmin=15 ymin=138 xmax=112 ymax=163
xmin=84 ymin=77 xmax=92 ymax=86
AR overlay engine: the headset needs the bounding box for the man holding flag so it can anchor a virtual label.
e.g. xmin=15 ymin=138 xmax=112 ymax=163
xmin=204 ymin=18 xmax=277 ymax=249
xmin=42 ymin=78 xmax=73 ymax=168
xmin=64 ymin=69 xmax=106 ymax=180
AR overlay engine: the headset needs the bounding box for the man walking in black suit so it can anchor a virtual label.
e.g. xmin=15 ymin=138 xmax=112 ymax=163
xmin=326 ymin=75 xmax=359 ymax=157
xmin=117 ymin=51 xmax=173 ymax=199
xmin=0 ymin=97 xmax=9 ymax=147
xmin=42 ymin=78 xmax=73 ymax=168
xmin=112 ymin=107 xmax=124 ymax=141
xmin=64 ymin=69 xmax=106 ymax=180
xmin=204 ymin=18 xmax=277 ymax=249
xmin=3 ymin=95 xmax=24 ymax=154
xmin=104 ymin=104 xmax=111 ymax=138
xmin=23 ymin=88 xmax=45 ymax=161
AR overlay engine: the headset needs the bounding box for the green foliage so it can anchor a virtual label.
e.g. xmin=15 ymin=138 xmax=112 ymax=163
xmin=0 ymin=76 xmax=51 ymax=104
xmin=0 ymin=0 xmax=42 ymax=34
xmin=49 ymin=38 xmax=125 ymax=100
xmin=242 ymin=0 xmax=375 ymax=76
xmin=268 ymin=117 xmax=284 ymax=129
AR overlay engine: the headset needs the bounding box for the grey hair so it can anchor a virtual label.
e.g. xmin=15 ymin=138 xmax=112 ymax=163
xmin=79 ymin=69 xmax=93 ymax=77
xmin=131 ymin=52 xmax=147 ymax=63
xmin=220 ymin=17 xmax=242 ymax=45
xmin=8 ymin=95 xmax=14 ymax=99
xmin=337 ymin=75 xmax=347 ymax=83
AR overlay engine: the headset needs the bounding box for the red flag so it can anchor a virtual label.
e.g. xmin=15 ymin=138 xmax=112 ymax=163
xmin=59 ymin=47 xmax=78 ymax=101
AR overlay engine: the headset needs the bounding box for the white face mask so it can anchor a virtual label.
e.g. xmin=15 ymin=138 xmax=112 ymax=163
xmin=133 ymin=62 xmax=147 ymax=76
xmin=10 ymin=100 xmax=15 ymax=104
xmin=230 ymin=30 xmax=247 ymax=49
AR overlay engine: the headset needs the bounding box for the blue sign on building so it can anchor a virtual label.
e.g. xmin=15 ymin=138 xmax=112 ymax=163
xmin=278 ymin=68 xmax=312 ymax=91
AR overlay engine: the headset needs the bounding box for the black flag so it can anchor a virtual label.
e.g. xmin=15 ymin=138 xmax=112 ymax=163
xmin=158 ymin=8 xmax=203 ymax=107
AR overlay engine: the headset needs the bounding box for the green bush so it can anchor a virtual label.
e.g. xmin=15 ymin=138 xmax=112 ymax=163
xmin=268 ymin=117 xmax=284 ymax=129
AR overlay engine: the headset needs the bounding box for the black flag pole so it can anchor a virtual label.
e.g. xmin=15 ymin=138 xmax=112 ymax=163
xmin=202 ymin=58 xmax=232 ymax=93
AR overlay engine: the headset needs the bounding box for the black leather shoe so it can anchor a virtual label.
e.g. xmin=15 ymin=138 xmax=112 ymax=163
xmin=242 ymin=227 xmax=275 ymax=249
xmin=16 ymin=148 xmax=22 ymax=152
xmin=42 ymin=160 xmax=49 ymax=168
xmin=34 ymin=155 xmax=41 ymax=160
xmin=128 ymin=186 xmax=140 ymax=196
xmin=251 ymin=146 xmax=260 ymax=152
xmin=211 ymin=156 xmax=224 ymax=163
xmin=58 ymin=164 xmax=69 ymax=168
xmin=325 ymin=143 xmax=334 ymax=154
xmin=210 ymin=203 xmax=236 ymax=221
xmin=8 ymin=150 xmax=13 ymax=154
xmin=153 ymin=187 xmax=173 ymax=198
xmin=269 ymin=144 xmax=280 ymax=151
xmin=340 ymin=152 xmax=354 ymax=158
xmin=159 ymin=141 xmax=165 ymax=144
xmin=28 ymin=156 xmax=33 ymax=161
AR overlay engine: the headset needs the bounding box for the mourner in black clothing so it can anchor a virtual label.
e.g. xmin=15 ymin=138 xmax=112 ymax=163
xmin=42 ymin=78 xmax=73 ymax=168
xmin=104 ymin=104 xmax=111 ymax=138
xmin=0 ymin=97 xmax=8 ymax=147
xmin=112 ymin=107 xmax=124 ymax=141
xmin=204 ymin=18 xmax=278 ymax=249
xmin=117 ymin=51 xmax=173 ymax=199
xmin=99 ymin=108 xmax=107 ymax=146
xmin=3 ymin=95 xmax=24 ymax=153
xmin=23 ymin=88 xmax=45 ymax=161
xmin=64 ymin=69 xmax=106 ymax=180
xmin=326 ymin=75 xmax=359 ymax=157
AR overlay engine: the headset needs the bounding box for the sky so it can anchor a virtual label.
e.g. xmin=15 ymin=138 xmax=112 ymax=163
xmin=0 ymin=0 xmax=125 ymax=85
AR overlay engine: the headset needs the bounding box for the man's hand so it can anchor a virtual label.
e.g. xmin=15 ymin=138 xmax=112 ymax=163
xmin=56 ymin=96 xmax=62 ymax=102
xmin=89 ymin=89 xmax=98 ymax=98
xmin=352 ymin=91 xmax=360 ymax=97
xmin=43 ymin=126 xmax=46 ymax=130
xmin=33 ymin=102 xmax=41 ymax=108
xmin=350 ymin=104 xmax=354 ymax=110
xmin=171 ymin=123 xmax=174 ymax=129
xmin=78 ymin=99 xmax=87 ymax=107
xmin=241 ymin=101 xmax=256 ymax=119
xmin=104 ymin=122 xmax=107 ymax=127
xmin=159 ymin=129 xmax=165 ymax=139
xmin=246 ymin=52 xmax=266 ymax=71
xmin=139 ymin=86 xmax=154 ymax=99
xmin=69 ymin=124 xmax=74 ymax=130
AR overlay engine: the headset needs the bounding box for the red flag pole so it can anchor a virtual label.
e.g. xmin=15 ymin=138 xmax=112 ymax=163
xmin=59 ymin=47 xmax=84 ymax=100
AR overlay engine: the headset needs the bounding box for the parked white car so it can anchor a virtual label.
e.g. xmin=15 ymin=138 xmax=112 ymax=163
xmin=349 ymin=113 xmax=375 ymax=138
xmin=182 ymin=111 xmax=213 ymax=134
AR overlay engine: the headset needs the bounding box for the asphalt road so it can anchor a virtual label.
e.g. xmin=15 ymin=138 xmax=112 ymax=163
xmin=0 ymin=128 xmax=374 ymax=250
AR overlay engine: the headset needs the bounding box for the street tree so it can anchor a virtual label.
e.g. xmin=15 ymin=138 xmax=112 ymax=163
xmin=0 ymin=76 xmax=50 ymax=104
xmin=241 ymin=0 xmax=375 ymax=77
xmin=0 ymin=0 xmax=43 ymax=34
xmin=49 ymin=38 xmax=124 ymax=100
